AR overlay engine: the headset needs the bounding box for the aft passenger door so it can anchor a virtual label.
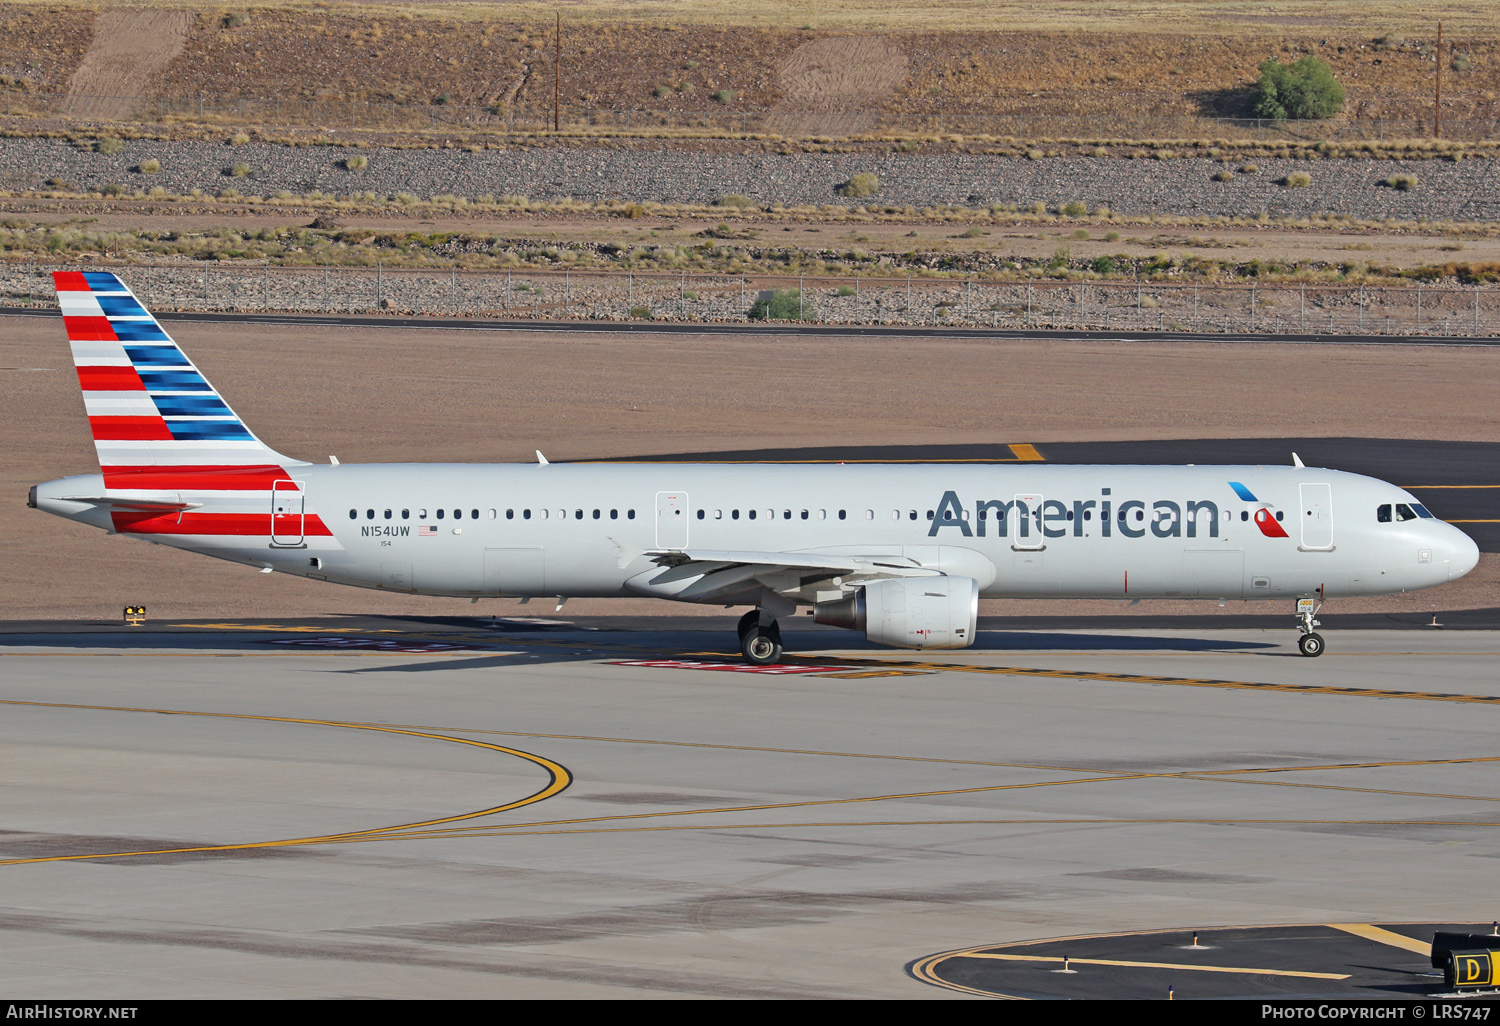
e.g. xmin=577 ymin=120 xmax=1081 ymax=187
xmin=271 ymin=479 xmax=304 ymax=546
xmin=1299 ymin=483 xmax=1334 ymax=551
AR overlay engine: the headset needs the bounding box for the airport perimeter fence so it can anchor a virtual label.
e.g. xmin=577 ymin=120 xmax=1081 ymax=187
xmin=7 ymin=92 xmax=1495 ymax=143
xmin=6 ymin=262 xmax=1500 ymax=338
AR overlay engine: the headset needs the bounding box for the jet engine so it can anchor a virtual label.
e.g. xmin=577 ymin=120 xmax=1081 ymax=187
xmin=814 ymin=576 xmax=979 ymax=649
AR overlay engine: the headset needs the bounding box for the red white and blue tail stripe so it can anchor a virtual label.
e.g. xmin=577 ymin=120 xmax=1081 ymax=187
xmin=57 ymin=270 xmax=307 ymax=476
xmin=56 ymin=271 xmax=326 ymax=541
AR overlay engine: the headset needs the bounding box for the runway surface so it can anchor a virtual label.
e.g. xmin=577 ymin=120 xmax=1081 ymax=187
xmin=2 ymin=618 xmax=1498 ymax=998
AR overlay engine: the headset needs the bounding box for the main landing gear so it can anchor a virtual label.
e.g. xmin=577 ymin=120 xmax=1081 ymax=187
xmin=737 ymin=609 xmax=783 ymax=665
xmin=1296 ymin=598 xmax=1325 ymax=657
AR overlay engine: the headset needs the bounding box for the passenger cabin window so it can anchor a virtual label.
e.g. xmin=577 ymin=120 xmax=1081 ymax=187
xmin=436 ymin=509 xmax=445 ymax=519
xmin=348 ymin=509 xmax=357 ymax=520
xmin=402 ymin=509 xmax=411 ymax=520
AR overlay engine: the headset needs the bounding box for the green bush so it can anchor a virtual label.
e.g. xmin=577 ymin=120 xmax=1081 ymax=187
xmin=94 ymin=137 xmax=125 ymax=155
xmin=1090 ymin=255 xmax=1118 ymax=275
xmin=137 ymin=158 xmax=160 ymax=174
xmin=1384 ymin=173 xmax=1418 ymax=191
xmin=715 ymin=194 xmax=757 ymax=208
xmin=712 ymin=89 xmax=733 ymax=104
xmin=1252 ymin=56 xmax=1345 ymax=121
xmin=230 ymin=163 xmax=251 ymax=177
xmin=1282 ymin=171 xmax=1311 ymax=188
xmin=836 ymin=172 xmax=880 ymax=198
xmin=1214 ymin=169 xmax=1235 ymax=182
xmin=1060 ymin=200 xmax=1088 ymax=217
xmin=749 ymin=288 xmax=816 ymax=321
xmin=836 ymin=285 xmax=856 ymax=296
xmin=629 ymin=305 xmax=652 ymax=319
xmin=344 ymin=154 xmax=368 ymax=171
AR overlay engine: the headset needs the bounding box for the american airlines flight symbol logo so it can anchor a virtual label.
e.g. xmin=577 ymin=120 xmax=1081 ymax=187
xmin=1229 ymin=481 xmax=1289 ymax=538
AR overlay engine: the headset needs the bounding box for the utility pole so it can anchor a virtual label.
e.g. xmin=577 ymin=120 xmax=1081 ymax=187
xmin=554 ymin=12 xmax=561 ymax=133
xmin=1435 ymin=21 xmax=1443 ymax=139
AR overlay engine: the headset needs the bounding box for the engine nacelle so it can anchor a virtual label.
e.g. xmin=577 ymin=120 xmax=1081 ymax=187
xmin=815 ymin=576 xmax=979 ymax=649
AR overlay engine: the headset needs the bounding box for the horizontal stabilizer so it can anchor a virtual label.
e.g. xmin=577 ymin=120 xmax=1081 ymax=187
xmin=57 ymin=494 xmax=201 ymax=512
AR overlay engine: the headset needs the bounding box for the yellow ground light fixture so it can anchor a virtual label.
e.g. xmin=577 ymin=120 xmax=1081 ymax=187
xmin=123 ymin=606 xmax=145 ymax=626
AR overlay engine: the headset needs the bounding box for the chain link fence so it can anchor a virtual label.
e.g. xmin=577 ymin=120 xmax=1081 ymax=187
xmin=5 ymin=92 xmax=1492 ymax=142
xmin=4 ymin=262 xmax=1498 ymax=337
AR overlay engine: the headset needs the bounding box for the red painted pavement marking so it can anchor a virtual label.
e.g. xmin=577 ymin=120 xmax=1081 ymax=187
xmin=609 ymin=659 xmax=852 ymax=675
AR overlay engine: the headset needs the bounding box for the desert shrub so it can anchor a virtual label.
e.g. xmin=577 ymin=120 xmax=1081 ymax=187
xmin=137 ymin=158 xmax=160 ymax=174
xmin=230 ymin=163 xmax=251 ymax=177
xmin=1104 ymin=230 xmax=1121 ymax=242
xmin=836 ymin=285 xmax=856 ymax=296
xmin=836 ymin=173 xmax=880 ymax=198
xmin=1373 ymin=32 xmax=1404 ymax=50
xmin=1252 ymin=56 xmax=1345 ymax=121
xmin=1090 ymin=255 xmax=1118 ymax=274
xmin=1214 ymin=169 xmax=1235 ymax=182
xmin=344 ymin=154 xmax=368 ymax=171
xmin=622 ymin=202 xmax=646 ymax=218
xmin=1384 ymin=174 xmax=1418 ymax=191
xmin=223 ymin=11 xmax=249 ymax=28
xmin=715 ymin=194 xmax=757 ymax=208
xmin=98 ymin=182 xmax=123 ymax=196
xmin=230 ymin=132 xmax=250 ymax=146
xmin=629 ymin=306 xmax=652 ymax=319
xmin=94 ymin=137 xmax=124 ymax=155
xmin=433 ymin=93 xmax=450 ymax=105
xmin=712 ymin=89 xmax=733 ymax=104
xmin=961 ymin=226 xmax=984 ymax=238
xmin=1240 ymin=163 xmax=1260 ymax=174
xmin=749 ymin=288 xmax=816 ymax=321
xmin=653 ymin=85 xmax=670 ymax=98
xmin=1060 ymin=200 xmax=1087 ymax=217
xmin=1025 ymin=149 xmax=1043 ymax=160
xmin=1282 ymin=171 xmax=1312 ymax=187
xmin=1452 ymin=53 xmax=1474 ymax=72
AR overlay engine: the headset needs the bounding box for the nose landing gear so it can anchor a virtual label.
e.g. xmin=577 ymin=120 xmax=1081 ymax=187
xmin=1296 ymin=598 xmax=1324 ymax=657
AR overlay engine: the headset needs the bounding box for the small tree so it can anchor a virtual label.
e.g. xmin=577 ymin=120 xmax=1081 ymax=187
xmin=1252 ymin=56 xmax=1345 ymax=121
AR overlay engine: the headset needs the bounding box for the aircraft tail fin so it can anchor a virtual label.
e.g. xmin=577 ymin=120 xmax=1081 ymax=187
xmin=55 ymin=270 xmax=307 ymax=485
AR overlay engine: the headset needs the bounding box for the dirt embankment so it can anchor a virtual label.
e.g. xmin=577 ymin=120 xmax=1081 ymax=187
xmin=62 ymin=8 xmax=191 ymax=120
xmin=1 ymin=4 xmax=1496 ymax=127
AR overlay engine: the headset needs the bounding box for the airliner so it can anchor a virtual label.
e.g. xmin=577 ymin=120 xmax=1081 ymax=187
xmin=29 ymin=271 xmax=1480 ymax=663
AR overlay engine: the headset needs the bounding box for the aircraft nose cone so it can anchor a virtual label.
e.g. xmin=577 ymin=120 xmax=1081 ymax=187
xmin=1449 ymin=529 xmax=1480 ymax=581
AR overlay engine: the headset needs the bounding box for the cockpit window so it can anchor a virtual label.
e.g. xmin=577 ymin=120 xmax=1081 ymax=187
xmin=1410 ymin=503 xmax=1435 ymax=519
xmin=1377 ymin=504 xmax=1392 ymax=522
xmin=1395 ymin=503 xmax=1419 ymax=521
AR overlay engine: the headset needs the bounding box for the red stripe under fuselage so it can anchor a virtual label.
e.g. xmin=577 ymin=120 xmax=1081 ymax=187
xmin=109 ymin=511 xmax=331 ymax=536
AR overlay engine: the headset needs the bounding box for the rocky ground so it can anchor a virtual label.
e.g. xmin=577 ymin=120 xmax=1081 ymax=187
xmin=7 ymin=136 xmax=1500 ymax=222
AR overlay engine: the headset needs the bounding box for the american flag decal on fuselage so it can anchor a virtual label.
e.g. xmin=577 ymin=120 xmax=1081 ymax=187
xmin=56 ymin=270 xmax=326 ymax=540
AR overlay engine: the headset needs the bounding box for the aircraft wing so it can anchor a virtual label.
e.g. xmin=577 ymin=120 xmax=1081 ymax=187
xmin=633 ymin=548 xmax=940 ymax=603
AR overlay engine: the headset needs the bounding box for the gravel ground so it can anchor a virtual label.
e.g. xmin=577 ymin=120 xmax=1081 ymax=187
xmin=4 ymin=264 xmax=1497 ymax=337
xmin=6 ymin=137 xmax=1500 ymax=221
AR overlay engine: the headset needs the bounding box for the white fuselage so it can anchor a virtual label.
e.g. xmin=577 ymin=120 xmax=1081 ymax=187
xmin=34 ymin=462 xmax=1480 ymax=605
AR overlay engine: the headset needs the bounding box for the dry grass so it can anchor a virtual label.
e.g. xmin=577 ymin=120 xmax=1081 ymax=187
xmin=28 ymin=1 xmax=1500 ymax=33
xmin=4 ymin=1 xmax=1498 ymax=133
